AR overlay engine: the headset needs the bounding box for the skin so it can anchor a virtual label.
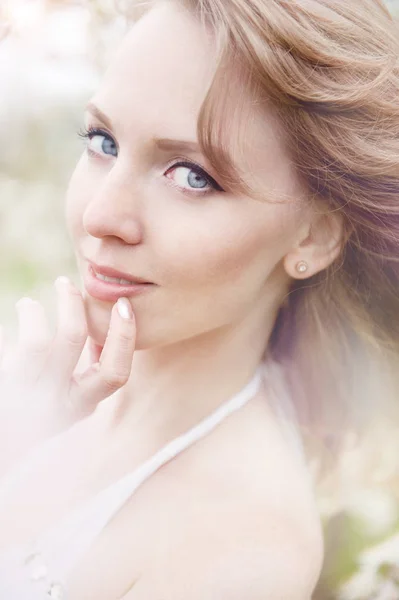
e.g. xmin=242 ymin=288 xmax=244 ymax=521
xmin=0 ymin=1 xmax=343 ymax=596
xmin=66 ymin=0 xmax=341 ymax=436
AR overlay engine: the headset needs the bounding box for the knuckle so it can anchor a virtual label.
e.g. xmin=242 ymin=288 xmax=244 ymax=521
xmin=99 ymin=367 xmax=129 ymax=393
xmin=24 ymin=337 xmax=50 ymax=356
xmin=117 ymin=328 xmax=135 ymax=346
xmin=61 ymin=325 xmax=88 ymax=348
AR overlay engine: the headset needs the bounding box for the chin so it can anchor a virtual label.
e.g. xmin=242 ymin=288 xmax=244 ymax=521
xmin=83 ymin=294 xmax=153 ymax=351
xmin=83 ymin=295 xmax=112 ymax=345
xmin=82 ymin=294 xmax=199 ymax=352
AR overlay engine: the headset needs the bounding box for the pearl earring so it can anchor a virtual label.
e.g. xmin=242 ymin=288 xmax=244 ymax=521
xmin=296 ymin=261 xmax=309 ymax=274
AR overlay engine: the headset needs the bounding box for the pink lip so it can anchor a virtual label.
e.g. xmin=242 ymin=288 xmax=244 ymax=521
xmin=88 ymin=261 xmax=151 ymax=284
xmin=84 ymin=264 xmax=155 ymax=302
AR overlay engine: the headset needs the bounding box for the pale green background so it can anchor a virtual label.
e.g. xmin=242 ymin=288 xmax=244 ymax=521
xmin=1 ymin=2 xmax=399 ymax=598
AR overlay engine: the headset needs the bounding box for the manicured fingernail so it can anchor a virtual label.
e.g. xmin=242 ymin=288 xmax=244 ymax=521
xmin=16 ymin=297 xmax=35 ymax=308
xmin=117 ymin=297 xmax=132 ymax=320
xmin=55 ymin=276 xmax=71 ymax=288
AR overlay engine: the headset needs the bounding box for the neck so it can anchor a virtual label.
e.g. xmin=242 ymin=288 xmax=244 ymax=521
xmin=100 ymin=298 xmax=278 ymax=440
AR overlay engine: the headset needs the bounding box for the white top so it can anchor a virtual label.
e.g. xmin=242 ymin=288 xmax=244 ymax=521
xmin=0 ymin=360 xmax=306 ymax=599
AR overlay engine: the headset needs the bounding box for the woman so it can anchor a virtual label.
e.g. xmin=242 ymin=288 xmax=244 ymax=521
xmin=0 ymin=0 xmax=398 ymax=597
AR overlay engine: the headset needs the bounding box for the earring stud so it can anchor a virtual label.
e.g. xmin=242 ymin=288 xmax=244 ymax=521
xmin=296 ymin=261 xmax=309 ymax=274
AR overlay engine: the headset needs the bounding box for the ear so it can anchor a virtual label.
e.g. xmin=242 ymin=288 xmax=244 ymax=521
xmin=283 ymin=209 xmax=345 ymax=279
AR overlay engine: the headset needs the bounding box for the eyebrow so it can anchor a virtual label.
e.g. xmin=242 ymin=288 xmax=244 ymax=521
xmin=85 ymin=101 xmax=202 ymax=154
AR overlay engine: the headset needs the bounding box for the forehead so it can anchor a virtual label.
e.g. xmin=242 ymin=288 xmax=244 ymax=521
xmin=93 ymin=2 xmax=216 ymax=141
xmin=92 ymin=1 xmax=300 ymax=200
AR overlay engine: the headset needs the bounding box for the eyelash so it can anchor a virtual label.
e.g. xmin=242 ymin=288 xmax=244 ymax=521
xmin=77 ymin=126 xmax=225 ymax=197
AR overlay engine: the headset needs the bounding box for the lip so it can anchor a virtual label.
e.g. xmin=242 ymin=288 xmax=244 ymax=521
xmin=84 ymin=263 xmax=155 ymax=302
xmin=88 ymin=261 xmax=152 ymax=284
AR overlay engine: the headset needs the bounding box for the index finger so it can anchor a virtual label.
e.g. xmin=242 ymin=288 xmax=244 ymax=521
xmin=47 ymin=277 xmax=88 ymax=382
xmin=73 ymin=298 xmax=136 ymax=413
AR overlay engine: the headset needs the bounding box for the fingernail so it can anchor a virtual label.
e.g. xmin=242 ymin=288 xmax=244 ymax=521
xmin=16 ymin=297 xmax=35 ymax=308
xmin=55 ymin=276 xmax=71 ymax=288
xmin=117 ymin=297 xmax=132 ymax=320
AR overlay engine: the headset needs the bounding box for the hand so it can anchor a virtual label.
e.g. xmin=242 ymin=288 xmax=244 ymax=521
xmin=0 ymin=277 xmax=136 ymax=474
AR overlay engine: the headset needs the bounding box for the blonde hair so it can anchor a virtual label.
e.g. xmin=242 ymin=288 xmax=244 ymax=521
xmin=122 ymin=0 xmax=399 ymax=471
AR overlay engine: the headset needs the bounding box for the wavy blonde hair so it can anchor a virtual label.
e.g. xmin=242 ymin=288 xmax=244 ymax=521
xmin=120 ymin=0 xmax=399 ymax=471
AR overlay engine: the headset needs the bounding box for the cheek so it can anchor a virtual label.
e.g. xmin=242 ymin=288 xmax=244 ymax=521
xmin=135 ymin=206 xmax=295 ymax=346
xmin=157 ymin=205 xmax=295 ymax=290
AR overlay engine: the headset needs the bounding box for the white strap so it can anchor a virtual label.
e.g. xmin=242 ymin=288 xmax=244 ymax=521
xmin=35 ymin=366 xmax=264 ymax=580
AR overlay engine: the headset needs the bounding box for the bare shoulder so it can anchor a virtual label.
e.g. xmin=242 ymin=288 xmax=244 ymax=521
xmin=126 ymin=390 xmax=324 ymax=600
xmin=201 ymin=390 xmax=324 ymax=597
xmin=193 ymin=386 xmax=323 ymax=542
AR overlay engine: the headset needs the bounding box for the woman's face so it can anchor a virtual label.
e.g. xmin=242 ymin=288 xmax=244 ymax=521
xmin=66 ymin=1 xmax=308 ymax=349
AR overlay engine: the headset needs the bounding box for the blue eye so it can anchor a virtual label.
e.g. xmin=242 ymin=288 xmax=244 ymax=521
xmin=78 ymin=127 xmax=117 ymax=157
xmin=165 ymin=161 xmax=224 ymax=196
xmin=77 ymin=127 xmax=225 ymax=197
xmin=186 ymin=169 xmax=208 ymax=189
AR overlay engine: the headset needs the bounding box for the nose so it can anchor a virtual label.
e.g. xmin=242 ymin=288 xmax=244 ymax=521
xmin=82 ymin=162 xmax=143 ymax=245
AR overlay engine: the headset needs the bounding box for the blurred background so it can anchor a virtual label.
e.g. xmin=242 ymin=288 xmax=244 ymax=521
xmin=1 ymin=1 xmax=399 ymax=598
